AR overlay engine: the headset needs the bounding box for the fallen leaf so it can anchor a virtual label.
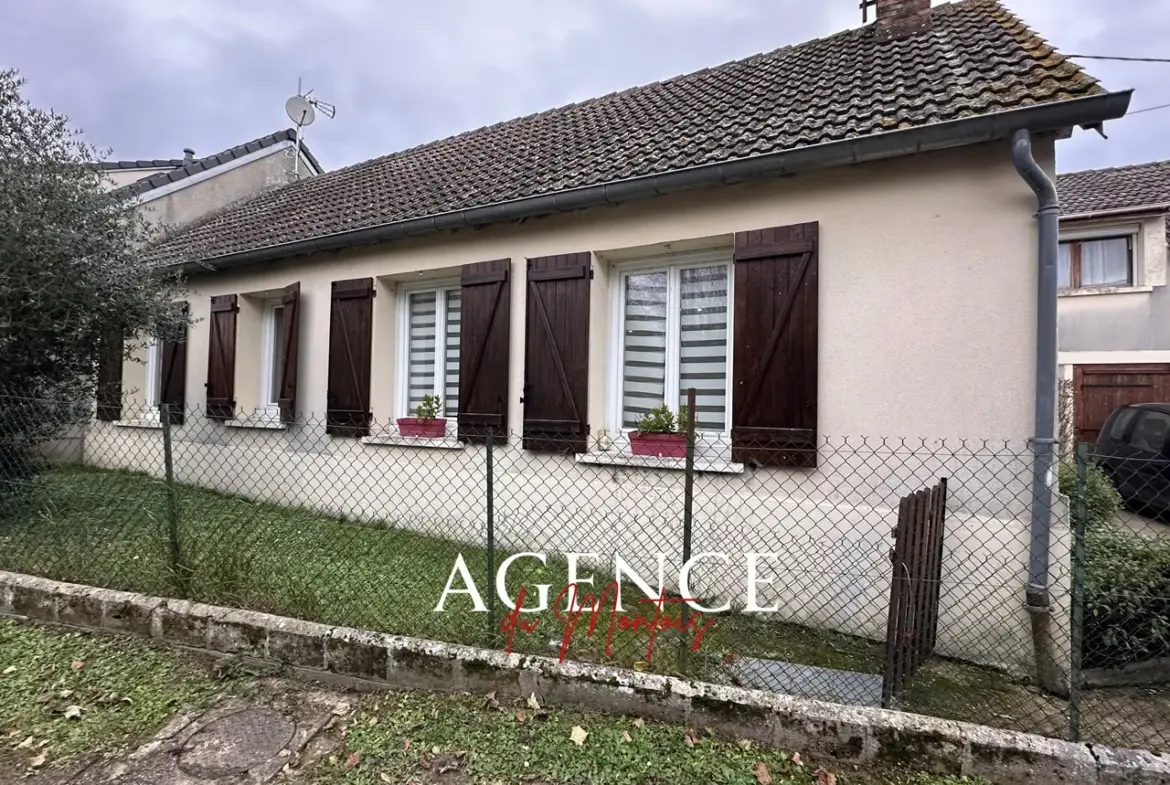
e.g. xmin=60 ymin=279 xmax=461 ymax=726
xmin=527 ymin=693 xmax=541 ymax=711
xmin=815 ymin=768 xmax=837 ymax=785
xmin=63 ymin=706 xmax=82 ymax=720
xmin=622 ymin=731 xmax=632 ymax=743
xmin=380 ymin=774 xmax=393 ymax=783
xmin=30 ymin=752 xmax=46 ymax=768
xmin=70 ymin=660 xmax=85 ymax=671
xmin=569 ymin=726 xmax=588 ymax=746
xmin=484 ymin=691 xmax=499 ymax=709
xmin=403 ymin=739 xmax=411 ymax=751
xmin=58 ymin=689 xmax=74 ymax=699
xmin=683 ymin=728 xmax=700 ymax=747
xmin=367 ymin=717 xmax=378 ymax=727
xmin=632 ymin=661 xmax=648 ymax=671
xmin=331 ymin=703 xmax=350 ymax=716
xmin=632 ymin=718 xmax=645 ymax=729
xmin=738 ymin=739 xmax=753 ymax=750
xmin=2 ymin=666 xmax=16 ymax=675
xmin=753 ymin=761 xmax=773 ymax=785
xmin=343 ymin=751 xmax=360 ymax=771
xmin=722 ymin=652 xmax=740 ymax=664
xmin=515 ymin=710 xmax=527 ymax=724
xmin=792 ymin=752 xmax=804 ymax=766
xmin=16 ymin=737 xmax=34 ymax=749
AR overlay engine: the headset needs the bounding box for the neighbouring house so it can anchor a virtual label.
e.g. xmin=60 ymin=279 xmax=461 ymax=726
xmin=88 ymin=0 xmax=1132 ymax=675
xmin=1056 ymin=160 xmax=1170 ymax=445
xmin=99 ymin=128 xmax=324 ymax=230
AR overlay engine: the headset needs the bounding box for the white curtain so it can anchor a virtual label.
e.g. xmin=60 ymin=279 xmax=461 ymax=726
xmin=407 ymin=291 xmax=436 ymax=414
xmin=678 ymin=266 xmax=728 ymax=431
xmin=621 ymin=271 xmax=667 ymax=428
xmin=1058 ymin=243 xmax=1072 ymax=289
xmin=1080 ymin=237 xmax=1129 ymax=286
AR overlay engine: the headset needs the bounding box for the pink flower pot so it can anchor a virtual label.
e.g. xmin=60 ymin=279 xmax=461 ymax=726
xmin=630 ymin=432 xmax=687 ymax=458
xmin=397 ymin=417 xmax=447 ymax=438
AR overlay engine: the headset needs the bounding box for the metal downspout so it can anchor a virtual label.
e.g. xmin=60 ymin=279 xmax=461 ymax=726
xmin=1011 ymin=128 xmax=1065 ymax=696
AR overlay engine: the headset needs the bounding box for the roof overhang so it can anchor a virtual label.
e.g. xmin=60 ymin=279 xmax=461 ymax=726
xmin=1061 ymin=202 xmax=1170 ymax=222
xmin=177 ymin=89 xmax=1134 ymax=274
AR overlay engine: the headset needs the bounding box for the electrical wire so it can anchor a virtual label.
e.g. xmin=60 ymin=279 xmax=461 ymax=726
xmin=1126 ymin=102 xmax=1170 ymax=116
xmin=1066 ymin=54 xmax=1170 ymax=63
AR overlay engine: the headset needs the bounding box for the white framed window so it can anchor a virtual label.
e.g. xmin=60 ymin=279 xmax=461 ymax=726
xmin=1058 ymin=234 xmax=1135 ymax=289
xmin=610 ymin=250 xmax=733 ymax=436
xmin=258 ymin=299 xmax=285 ymax=418
xmin=143 ymin=337 xmax=163 ymax=415
xmin=397 ymin=283 xmax=461 ymax=419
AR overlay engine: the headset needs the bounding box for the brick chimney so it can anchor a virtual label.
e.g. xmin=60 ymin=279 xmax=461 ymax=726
xmin=874 ymin=0 xmax=932 ymax=37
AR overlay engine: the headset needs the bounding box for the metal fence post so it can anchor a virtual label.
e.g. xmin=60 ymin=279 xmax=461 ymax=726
xmin=160 ymin=404 xmax=186 ymax=596
xmin=1069 ymin=441 xmax=1089 ymax=742
xmin=486 ymin=432 xmax=496 ymax=643
xmin=679 ymin=388 xmax=696 ymax=670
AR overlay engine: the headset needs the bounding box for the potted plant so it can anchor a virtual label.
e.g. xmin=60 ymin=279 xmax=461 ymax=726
xmin=629 ymin=404 xmax=690 ymax=458
xmin=398 ymin=394 xmax=447 ymax=438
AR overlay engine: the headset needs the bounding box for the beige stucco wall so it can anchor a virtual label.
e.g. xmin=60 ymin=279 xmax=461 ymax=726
xmin=101 ymin=166 xmax=175 ymax=191
xmin=136 ymin=144 xmax=309 ymax=232
xmin=91 ymin=139 xmax=1068 ymax=676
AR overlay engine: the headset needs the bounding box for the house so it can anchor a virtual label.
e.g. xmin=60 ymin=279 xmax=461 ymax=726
xmin=92 ymin=128 xmax=324 ymax=424
xmin=1056 ymin=160 xmax=1170 ymax=445
xmin=88 ymin=0 xmax=1131 ymax=675
xmin=99 ymin=128 xmax=324 ymax=230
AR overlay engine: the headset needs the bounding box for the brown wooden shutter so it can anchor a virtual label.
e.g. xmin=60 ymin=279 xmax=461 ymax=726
xmin=731 ymin=222 xmax=819 ymax=467
xmin=95 ymin=327 xmax=124 ymax=422
xmin=278 ymin=282 xmax=301 ymax=423
xmin=523 ymin=253 xmax=591 ymax=453
xmin=205 ymin=294 xmax=238 ymax=420
xmin=458 ymin=259 xmax=511 ymax=443
xmin=327 ymin=277 xmax=374 ymax=437
xmin=159 ymin=302 xmax=189 ymax=425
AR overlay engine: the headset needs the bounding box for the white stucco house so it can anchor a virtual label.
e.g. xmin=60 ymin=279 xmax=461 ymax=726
xmin=88 ymin=0 xmax=1134 ymax=675
xmin=1056 ymin=160 xmax=1170 ymax=445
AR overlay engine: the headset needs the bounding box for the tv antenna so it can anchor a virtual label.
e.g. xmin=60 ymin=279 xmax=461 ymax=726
xmin=285 ymin=78 xmax=335 ymax=176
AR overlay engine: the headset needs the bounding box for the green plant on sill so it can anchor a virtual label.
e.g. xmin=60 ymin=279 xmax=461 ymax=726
xmin=413 ymin=394 xmax=442 ymax=421
xmin=634 ymin=403 xmax=691 ymax=436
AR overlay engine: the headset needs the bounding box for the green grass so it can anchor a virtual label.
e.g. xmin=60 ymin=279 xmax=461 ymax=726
xmin=309 ymin=689 xmax=991 ymax=785
xmin=0 ymin=618 xmax=219 ymax=771
xmin=0 ymin=467 xmax=882 ymax=678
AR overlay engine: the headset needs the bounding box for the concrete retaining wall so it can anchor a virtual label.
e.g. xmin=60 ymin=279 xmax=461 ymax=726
xmin=1 ymin=570 xmax=1164 ymax=785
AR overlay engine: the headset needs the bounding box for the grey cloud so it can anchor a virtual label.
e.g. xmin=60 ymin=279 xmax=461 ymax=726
xmin=2 ymin=0 xmax=1165 ymax=174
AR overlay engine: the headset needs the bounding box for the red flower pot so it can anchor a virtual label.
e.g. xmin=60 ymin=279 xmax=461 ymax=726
xmin=630 ymin=432 xmax=687 ymax=458
xmin=397 ymin=417 xmax=447 ymax=438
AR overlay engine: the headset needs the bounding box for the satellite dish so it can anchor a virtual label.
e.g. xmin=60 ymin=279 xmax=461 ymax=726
xmin=285 ymin=95 xmax=316 ymax=127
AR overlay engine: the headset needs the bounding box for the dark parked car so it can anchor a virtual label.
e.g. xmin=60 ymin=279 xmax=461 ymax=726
xmin=1093 ymin=403 xmax=1170 ymax=522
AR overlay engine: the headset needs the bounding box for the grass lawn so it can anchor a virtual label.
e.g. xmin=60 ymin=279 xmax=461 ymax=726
xmin=0 ymin=617 xmax=987 ymax=785
xmin=7 ymin=467 xmax=1160 ymax=753
xmin=0 ymin=618 xmax=220 ymax=772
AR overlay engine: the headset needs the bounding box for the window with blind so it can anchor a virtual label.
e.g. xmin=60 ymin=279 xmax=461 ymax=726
xmin=403 ymin=286 xmax=461 ymax=418
xmin=617 ymin=254 xmax=731 ymax=432
xmin=1058 ymin=235 xmax=1133 ymax=289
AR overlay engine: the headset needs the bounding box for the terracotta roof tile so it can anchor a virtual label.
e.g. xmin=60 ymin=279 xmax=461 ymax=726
xmin=147 ymin=0 xmax=1104 ymax=266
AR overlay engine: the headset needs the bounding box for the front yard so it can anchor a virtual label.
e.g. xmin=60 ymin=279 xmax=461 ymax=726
xmin=1 ymin=467 xmax=1166 ymax=754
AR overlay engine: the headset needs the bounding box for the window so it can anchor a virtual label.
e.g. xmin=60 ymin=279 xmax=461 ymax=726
xmin=1107 ymin=407 xmax=1138 ymax=442
xmin=259 ymin=300 xmax=285 ymax=417
xmin=616 ymin=253 xmax=731 ymax=432
xmin=401 ymin=285 xmax=461 ymax=418
xmin=1058 ymin=236 xmax=1133 ymax=289
xmin=1129 ymin=410 xmax=1170 ymax=455
xmin=143 ymin=337 xmax=162 ymax=413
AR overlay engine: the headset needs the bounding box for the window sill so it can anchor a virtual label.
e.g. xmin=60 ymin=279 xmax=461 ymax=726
xmin=114 ymin=417 xmax=162 ymax=430
xmin=362 ymin=432 xmax=464 ymax=450
xmin=225 ymin=415 xmax=287 ymax=431
xmin=1059 ymin=285 xmax=1154 ymax=297
xmin=576 ymin=451 xmax=744 ymax=475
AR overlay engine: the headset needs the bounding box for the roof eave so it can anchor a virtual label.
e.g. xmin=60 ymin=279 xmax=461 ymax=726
xmin=175 ymin=89 xmax=1134 ymax=274
xmin=1061 ymin=203 xmax=1170 ymax=221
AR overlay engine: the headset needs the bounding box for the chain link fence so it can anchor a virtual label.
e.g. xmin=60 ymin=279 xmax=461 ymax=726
xmin=0 ymin=392 xmax=1166 ymax=754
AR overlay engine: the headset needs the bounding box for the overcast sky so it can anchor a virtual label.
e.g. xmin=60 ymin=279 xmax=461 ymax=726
xmin=3 ymin=0 xmax=1166 ymax=176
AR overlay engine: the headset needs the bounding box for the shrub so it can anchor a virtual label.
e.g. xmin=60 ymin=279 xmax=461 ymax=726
xmin=633 ymin=404 xmax=689 ymax=436
xmin=1082 ymin=526 xmax=1170 ymax=669
xmin=1057 ymin=457 xmax=1122 ymax=531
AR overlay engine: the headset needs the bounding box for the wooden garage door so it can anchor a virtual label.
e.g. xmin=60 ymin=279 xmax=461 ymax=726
xmin=1074 ymin=364 xmax=1170 ymax=445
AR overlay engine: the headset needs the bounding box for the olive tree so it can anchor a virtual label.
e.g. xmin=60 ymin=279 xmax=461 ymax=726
xmin=0 ymin=68 xmax=187 ymax=482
